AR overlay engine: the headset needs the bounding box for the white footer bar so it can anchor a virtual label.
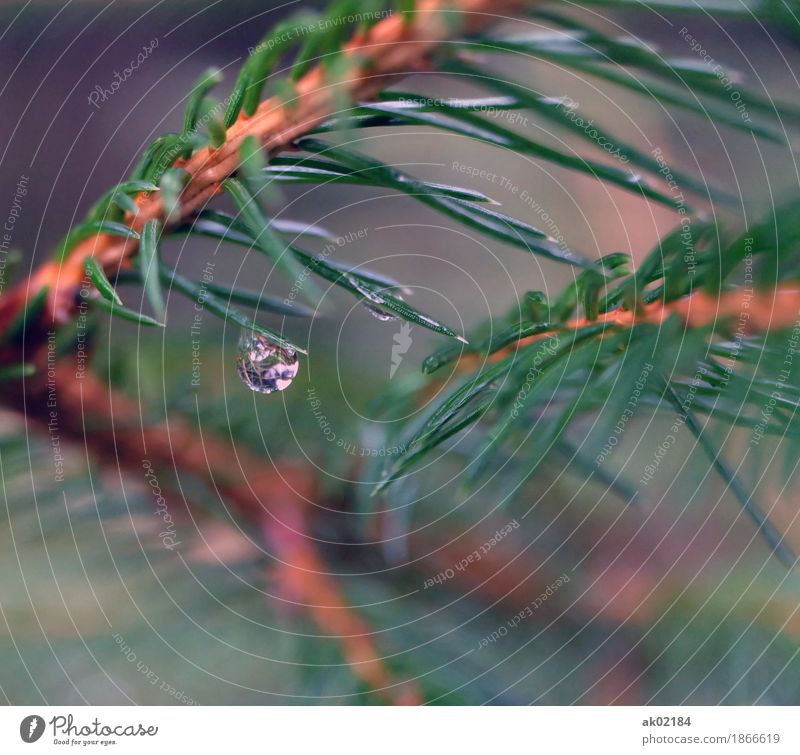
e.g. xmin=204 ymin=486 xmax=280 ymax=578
xmin=1 ymin=706 xmax=796 ymax=753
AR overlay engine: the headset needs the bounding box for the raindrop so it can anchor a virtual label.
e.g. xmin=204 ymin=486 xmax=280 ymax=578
xmin=347 ymin=277 xmax=399 ymax=322
xmin=363 ymin=303 xmax=397 ymax=322
xmin=236 ymin=331 xmax=299 ymax=394
xmin=349 ymin=277 xmax=384 ymax=303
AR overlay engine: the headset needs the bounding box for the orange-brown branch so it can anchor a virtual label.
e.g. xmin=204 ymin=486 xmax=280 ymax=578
xmin=0 ymin=0 xmax=536 ymax=705
xmin=0 ymin=0 xmax=528 ymax=342
xmin=453 ymin=284 xmax=800 ymax=372
xmin=13 ymin=358 xmax=418 ymax=703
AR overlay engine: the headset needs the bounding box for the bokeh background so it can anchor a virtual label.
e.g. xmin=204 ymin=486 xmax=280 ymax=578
xmin=1 ymin=0 xmax=799 ymax=704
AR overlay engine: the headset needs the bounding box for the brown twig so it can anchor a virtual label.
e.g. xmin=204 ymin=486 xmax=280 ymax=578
xmin=14 ymin=357 xmax=419 ymax=703
xmin=0 ymin=0 xmax=534 ymax=704
xmin=0 ymin=0 xmax=527 ymax=345
xmin=4 ymin=0 xmax=794 ymax=703
xmin=452 ymin=284 xmax=800 ymax=373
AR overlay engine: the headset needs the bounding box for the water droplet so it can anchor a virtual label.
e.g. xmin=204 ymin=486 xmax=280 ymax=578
xmin=236 ymin=331 xmax=299 ymax=394
xmin=349 ymin=277 xmax=385 ymax=303
xmin=363 ymin=303 xmax=397 ymax=322
xmin=345 ymin=276 xmax=398 ymax=322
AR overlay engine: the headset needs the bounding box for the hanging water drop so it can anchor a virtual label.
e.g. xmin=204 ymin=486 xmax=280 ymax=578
xmin=236 ymin=331 xmax=299 ymax=394
xmin=346 ymin=276 xmax=398 ymax=322
xmin=363 ymin=302 xmax=397 ymax=322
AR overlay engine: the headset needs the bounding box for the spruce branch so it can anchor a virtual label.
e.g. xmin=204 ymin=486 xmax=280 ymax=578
xmin=0 ymin=0 xmax=528 ymax=344
xmin=11 ymin=353 xmax=420 ymax=704
xmin=0 ymin=0 xmax=797 ymax=702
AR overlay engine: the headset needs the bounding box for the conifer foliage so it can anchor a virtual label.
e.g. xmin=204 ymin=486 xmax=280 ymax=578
xmin=1 ymin=0 xmax=799 ymax=704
